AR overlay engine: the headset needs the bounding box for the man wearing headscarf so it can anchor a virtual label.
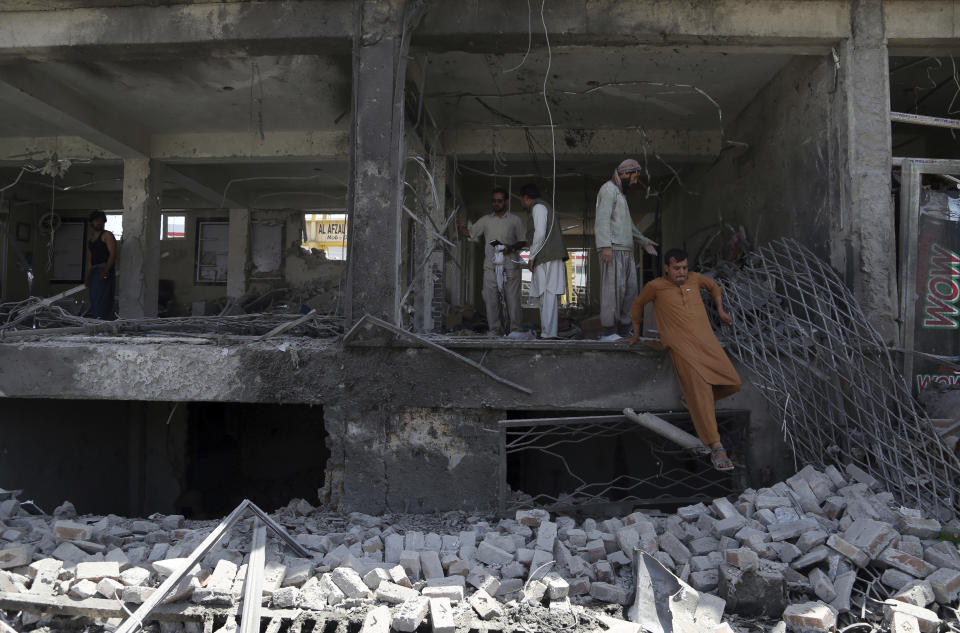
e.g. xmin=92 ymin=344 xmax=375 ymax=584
xmin=594 ymin=159 xmax=658 ymax=341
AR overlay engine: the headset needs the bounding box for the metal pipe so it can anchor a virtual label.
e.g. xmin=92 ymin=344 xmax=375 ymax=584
xmin=622 ymin=408 xmax=707 ymax=453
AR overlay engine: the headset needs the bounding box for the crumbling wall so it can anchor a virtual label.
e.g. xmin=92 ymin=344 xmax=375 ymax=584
xmin=323 ymin=404 xmax=502 ymax=515
xmin=660 ymin=54 xmax=844 ymax=262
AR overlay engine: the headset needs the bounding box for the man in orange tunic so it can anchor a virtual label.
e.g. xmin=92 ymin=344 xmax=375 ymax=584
xmin=625 ymin=248 xmax=741 ymax=471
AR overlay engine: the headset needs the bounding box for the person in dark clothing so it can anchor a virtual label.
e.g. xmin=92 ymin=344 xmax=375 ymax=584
xmin=85 ymin=211 xmax=117 ymax=320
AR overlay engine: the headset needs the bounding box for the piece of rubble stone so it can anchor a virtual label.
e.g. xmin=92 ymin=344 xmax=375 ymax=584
xmin=360 ymin=604 xmax=391 ymax=633
xmin=330 ymin=567 xmax=371 ymax=599
xmin=53 ymin=521 xmax=93 ymax=541
xmin=429 ymin=597 xmax=456 ymax=633
xmin=468 ymin=589 xmax=503 ymax=620
xmin=423 ymin=585 xmax=464 ymax=602
xmin=96 ymin=577 xmax=124 ymax=599
xmin=830 ymin=571 xmax=856 ymax=612
xmin=121 ymin=585 xmax=155 ymax=604
xmin=69 ymin=579 xmax=98 ymax=599
xmin=717 ymin=564 xmax=786 ymax=617
xmin=782 ymin=601 xmax=837 ymax=633
xmin=882 ymin=569 xmax=916 ymax=591
xmin=879 ymin=549 xmax=937 ymax=578
xmin=807 ymin=568 xmax=835 ymax=603
xmin=924 ymin=567 xmax=960 ymax=604
xmin=76 ymin=561 xmax=120 ymax=582
xmin=119 ymin=566 xmax=151 ymax=587
xmin=892 ymin=580 xmax=935 ymax=607
xmin=882 ymin=601 xmax=940 ymax=633
xmin=374 ymin=581 xmax=419 ymax=604
xmin=889 ymin=610 xmax=921 ymax=633
xmin=271 ymin=586 xmax=299 ymax=608
xmin=0 ymin=545 xmax=32 ymax=570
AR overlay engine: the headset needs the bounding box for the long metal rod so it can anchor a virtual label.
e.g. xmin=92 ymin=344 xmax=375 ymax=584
xmin=891 ymin=111 xmax=960 ymax=129
xmin=114 ymin=500 xmax=251 ymax=633
xmin=347 ymin=313 xmax=533 ymax=394
xmin=623 ymin=408 xmax=707 ymax=453
xmin=240 ymin=520 xmax=266 ymax=633
xmin=246 ymin=501 xmax=311 ymax=558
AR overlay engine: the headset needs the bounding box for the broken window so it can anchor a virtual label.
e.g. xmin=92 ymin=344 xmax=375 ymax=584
xmin=161 ymin=213 xmax=186 ymax=240
xmin=251 ymin=222 xmax=283 ymax=276
xmin=104 ymin=212 xmax=123 ymax=241
xmin=194 ymin=219 xmax=229 ymax=285
xmin=302 ymin=212 xmax=347 ymax=260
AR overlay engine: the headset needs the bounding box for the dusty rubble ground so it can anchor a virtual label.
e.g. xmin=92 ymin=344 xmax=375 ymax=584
xmin=2 ymin=464 xmax=960 ymax=633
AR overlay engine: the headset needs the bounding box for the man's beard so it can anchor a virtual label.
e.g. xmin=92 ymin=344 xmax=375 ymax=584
xmin=620 ymin=176 xmax=632 ymax=191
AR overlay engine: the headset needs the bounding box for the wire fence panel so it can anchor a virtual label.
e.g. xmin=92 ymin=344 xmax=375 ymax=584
xmin=713 ymin=238 xmax=960 ymax=521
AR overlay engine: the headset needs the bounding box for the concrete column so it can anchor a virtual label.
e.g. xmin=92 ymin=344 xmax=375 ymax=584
xmin=227 ymin=208 xmax=250 ymax=299
xmin=841 ymin=0 xmax=898 ymax=341
xmin=344 ymin=0 xmax=418 ymax=326
xmin=119 ymin=158 xmax=162 ymax=319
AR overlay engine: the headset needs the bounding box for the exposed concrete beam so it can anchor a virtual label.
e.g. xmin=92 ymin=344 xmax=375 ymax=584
xmin=415 ymin=0 xmax=851 ymax=53
xmin=0 ymin=136 xmax=117 ymax=163
xmin=886 ymin=0 xmax=960 ymax=54
xmin=163 ymin=166 xmax=243 ymax=210
xmin=445 ymin=128 xmax=722 ymax=161
xmin=0 ymin=1 xmax=354 ymax=60
xmin=0 ymin=67 xmax=148 ymax=157
xmin=0 ymin=131 xmax=351 ymax=163
xmin=150 ymin=131 xmax=350 ymax=162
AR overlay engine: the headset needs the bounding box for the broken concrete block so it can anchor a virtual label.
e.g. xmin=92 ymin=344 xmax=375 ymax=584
xmin=398 ymin=550 xmax=422 ymax=580
xmin=76 ymin=562 xmax=120 ymax=582
xmin=363 ymin=567 xmax=390 ymax=590
xmin=121 ymin=585 xmax=155 ymax=604
xmin=69 ymin=579 xmax=98 ymax=599
xmin=467 ymin=572 xmax=499 ymax=596
xmin=713 ymin=516 xmax=747 ymax=538
xmin=536 ymin=521 xmax=557 ymax=552
xmin=845 ymin=464 xmax=877 ymax=489
xmin=689 ymin=569 xmax=719 ymax=592
xmin=330 ymin=567 xmax=371 ymax=599
xmin=889 ymin=610 xmax=921 ymax=633
xmin=677 ymin=503 xmax=709 ymax=522
xmin=271 ymin=586 xmax=300 ymax=609
xmin=544 ymin=573 xmax=569 ymax=600
xmin=791 ymin=545 xmax=830 ymax=570
xmin=712 ymin=497 xmax=741 ymax=521
xmin=423 ymin=585 xmax=464 ymax=602
xmin=892 ymin=580 xmax=935 ymax=607
xmin=500 ymin=561 xmax=525 ymax=579
xmin=429 ymin=597 xmax=456 ymax=633
xmin=382 ymin=534 xmax=403 ymax=564
xmin=119 ymin=566 xmax=151 ymax=587
xmin=469 ymin=589 xmax=503 ymax=620
xmin=420 ymin=550 xmax=444 ymax=580
xmin=318 ymin=573 xmax=345 ymax=606
xmin=882 ymin=600 xmax=940 ymax=633
xmin=476 ymin=541 xmax=513 ymax=567
xmin=595 ymin=560 xmax=615 ymax=582
xmin=596 ymin=615 xmax=641 ymax=633
xmin=897 ymin=536 xmax=924 ymax=559
xmin=882 ymin=569 xmax=916 ymax=591
xmin=515 ymin=509 xmax=549 ymax=527
xmin=808 ymin=568 xmax=836 ymax=603
xmin=879 ymin=549 xmax=937 ymax=578
xmin=565 ymin=528 xmax=587 ymax=548
xmin=388 ymin=565 xmax=412 ymax=588
xmin=825 ymin=534 xmax=868 ymax=568
xmin=96 ymin=577 xmax=125 ymax=599
xmin=53 ymin=520 xmax=93 ymax=542
xmin=0 ymin=545 xmax=33 ymax=570
xmin=776 ymin=542 xmax=803 ymax=564
xmin=795 ymin=530 xmax=827 ymax=553
xmin=584 ymin=539 xmax=607 ymax=562
xmin=769 ymin=519 xmax=820 ymax=542
xmin=299 ymin=577 xmax=326 ymax=611
xmin=374 ymin=581 xmax=419 ymax=605
xmin=782 ymin=601 xmax=837 ymax=633
xmin=830 ymin=571 xmax=856 ymax=613
xmin=690 ymin=536 xmax=721 ymax=556
xmin=589 ymin=581 xmax=628 ymax=604
xmin=717 ymin=564 xmax=786 ymax=617
xmin=726 ymin=548 xmax=759 ymax=573
xmin=568 ymin=576 xmax=591 ymax=595
xmin=425 ymin=576 xmax=466 ymax=589
xmin=361 ymin=604 xmax=391 ymax=633
xmin=924 ymin=567 xmax=960 ymax=604
xmin=495 ymin=578 xmax=523 ymax=597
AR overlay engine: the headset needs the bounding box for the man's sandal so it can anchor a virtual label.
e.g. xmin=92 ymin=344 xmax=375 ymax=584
xmin=711 ymin=446 xmax=735 ymax=472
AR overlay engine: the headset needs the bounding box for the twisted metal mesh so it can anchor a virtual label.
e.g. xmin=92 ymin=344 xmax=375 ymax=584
xmin=501 ymin=414 xmax=742 ymax=513
xmin=713 ymin=238 xmax=960 ymax=519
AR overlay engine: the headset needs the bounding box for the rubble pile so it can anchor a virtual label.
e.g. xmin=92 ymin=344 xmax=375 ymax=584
xmin=1 ymin=463 xmax=960 ymax=633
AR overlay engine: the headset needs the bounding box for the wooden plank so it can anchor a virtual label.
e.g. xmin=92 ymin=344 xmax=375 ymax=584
xmin=239 ymin=520 xmax=266 ymax=633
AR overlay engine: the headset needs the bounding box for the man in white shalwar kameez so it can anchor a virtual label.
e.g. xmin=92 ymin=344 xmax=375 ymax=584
xmin=520 ymin=183 xmax=568 ymax=339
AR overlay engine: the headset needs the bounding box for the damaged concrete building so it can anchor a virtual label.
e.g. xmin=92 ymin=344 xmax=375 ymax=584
xmin=0 ymin=0 xmax=957 ymax=524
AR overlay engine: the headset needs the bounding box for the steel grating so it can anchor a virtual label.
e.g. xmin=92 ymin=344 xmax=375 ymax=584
xmin=498 ymin=413 xmax=743 ymax=514
xmin=712 ymin=238 xmax=960 ymax=521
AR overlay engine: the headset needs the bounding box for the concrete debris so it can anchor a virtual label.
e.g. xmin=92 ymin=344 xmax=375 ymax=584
xmin=1 ymin=471 xmax=960 ymax=632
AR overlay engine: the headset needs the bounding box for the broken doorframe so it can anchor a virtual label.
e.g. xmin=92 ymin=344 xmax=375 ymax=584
xmin=894 ymin=157 xmax=960 ymax=388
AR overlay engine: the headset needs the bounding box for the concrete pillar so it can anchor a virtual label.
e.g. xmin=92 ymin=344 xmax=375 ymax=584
xmin=227 ymin=208 xmax=250 ymax=300
xmin=119 ymin=158 xmax=162 ymax=319
xmin=344 ymin=0 xmax=418 ymax=326
xmin=841 ymin=0 xmax=898 ymax=341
